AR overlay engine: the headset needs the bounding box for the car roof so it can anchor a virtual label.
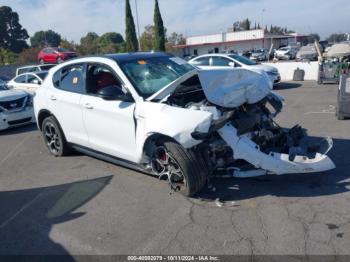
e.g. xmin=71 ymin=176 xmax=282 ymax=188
xmin=17 ymin=64 xmax=55 ymax=70
xmin=104 ymin=52 xmax=173 ymax=63
xmin=16 ymin=71 xmax=49 ymax=77
xmin=192 ymin=53 xmax=234 ymax=58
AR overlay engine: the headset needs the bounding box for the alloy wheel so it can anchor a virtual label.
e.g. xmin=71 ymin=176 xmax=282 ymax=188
xmin=152 ymin=147 xmax=187 ymax=192
xmin=44 ymin=122 xmax=61 ymax=155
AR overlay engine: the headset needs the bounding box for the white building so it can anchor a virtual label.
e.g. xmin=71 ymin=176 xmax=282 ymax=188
xmin=175 ymin=29 xmax=305 ymax=57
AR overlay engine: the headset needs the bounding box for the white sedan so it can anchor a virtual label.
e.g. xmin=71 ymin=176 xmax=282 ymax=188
xmin=34 ymin=53 xmax=334 ymax=196
xmin=7 ymin=71 xmax=48 ymax=94
xmin=189 ymin=53 xmax=281 ymax=86
xmin=0 ymin=84 xmax=35 ymax=130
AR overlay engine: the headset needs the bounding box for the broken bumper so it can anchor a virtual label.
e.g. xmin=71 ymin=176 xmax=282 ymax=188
xmin=218 ymin=124 xmax=335 ymax=177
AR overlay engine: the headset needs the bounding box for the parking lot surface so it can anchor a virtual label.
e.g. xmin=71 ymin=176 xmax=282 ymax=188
xmin=0 ymin=81 xmax=349 ymax=256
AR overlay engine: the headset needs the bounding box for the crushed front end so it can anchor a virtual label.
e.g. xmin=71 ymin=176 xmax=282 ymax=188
xmin=166 ymin=68 xmax=335 ymax=178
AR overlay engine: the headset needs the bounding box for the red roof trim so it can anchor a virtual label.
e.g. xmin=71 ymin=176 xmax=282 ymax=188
xmin=174 ymin=35 xmax=300 ymax=49
xmin=174 ymin=38 xmax=265 ymax=48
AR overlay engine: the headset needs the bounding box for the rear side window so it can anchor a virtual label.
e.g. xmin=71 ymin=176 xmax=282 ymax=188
xmin=14 ymin=75 xmax=27 ymax=83
xmin=191 ymin=57 xmax=210 ymax=66
xmin=53 ymin=64 xmax=85 ymax=93
xmin=18 ymin=67 xmax=38 ymax=75
xmin=211 ymin=57 xmax=231 ymax=66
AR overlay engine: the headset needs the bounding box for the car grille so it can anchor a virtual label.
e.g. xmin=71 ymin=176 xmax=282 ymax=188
xmin=8 ymin=117 xmax=32 ymax=126
xmin=0 ymin=97 xmax=26 ymax=110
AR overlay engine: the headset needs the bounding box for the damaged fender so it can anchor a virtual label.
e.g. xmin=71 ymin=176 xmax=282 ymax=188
xmin=218 ymin=124 xmax=336 ymax=176
xmin=134 ymin=101 xmax=212 ymax=163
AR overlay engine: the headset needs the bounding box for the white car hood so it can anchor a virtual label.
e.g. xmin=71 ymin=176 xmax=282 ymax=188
xmin=275 ymin=50 xmax=288 ymax=55
xmin=0 ymin=89 xmax=28 ymax=102
xmin=198 ymin=68 xmax=272 ymax=108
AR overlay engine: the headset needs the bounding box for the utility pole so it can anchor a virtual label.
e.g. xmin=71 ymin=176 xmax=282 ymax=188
xmin=134 ymin=0 xmax=141 ymax=41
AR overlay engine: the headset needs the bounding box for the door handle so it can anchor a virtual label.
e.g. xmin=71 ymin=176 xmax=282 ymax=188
xmin=50 ymin=95 xmax=57 ymax=101
xmin=83 ymin=103 xmax=94 ymax=109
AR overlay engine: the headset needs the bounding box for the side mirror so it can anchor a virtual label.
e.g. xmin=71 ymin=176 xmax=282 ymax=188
xmin=228 ymin=62 xmax=235 ymax=67
xmin=97 ymin=85 xmax=132 ymax=101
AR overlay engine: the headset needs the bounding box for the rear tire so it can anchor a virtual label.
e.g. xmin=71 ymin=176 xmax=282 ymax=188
xmin=41 ymin=116 xmax=70 ymax=157
xmin=57 ymin=57 xmax=62 ymax=64
xmin=39 ymin=59 xmax=44 ymax=65
xmin=155 ymin=140 xmax=207 ymax=197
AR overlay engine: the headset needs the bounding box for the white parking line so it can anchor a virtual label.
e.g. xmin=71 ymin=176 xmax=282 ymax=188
xmin=305 ymin=105 xmax=336 ymax=115
xmin=0 ymin=192 xmax=43 ymax=229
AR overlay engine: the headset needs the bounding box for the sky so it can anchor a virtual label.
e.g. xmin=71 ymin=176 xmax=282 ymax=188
xmin=0 ymin=0 xmax=349 ymax=42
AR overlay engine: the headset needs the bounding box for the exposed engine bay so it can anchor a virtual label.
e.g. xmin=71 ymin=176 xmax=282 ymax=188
xmin=162 ymin=70 xmax=335 ymax=178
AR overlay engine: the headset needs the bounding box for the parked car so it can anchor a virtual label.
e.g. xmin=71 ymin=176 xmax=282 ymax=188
xmin=34 ymin=53 xmax=335 ymax=196
xmin=296 ymin=44 xmax=319 ymax=61
xmin=16 ymin=64 xmax=55 ymax=76
xmin=7 ymin=71 xmax=48 ymax=94
xmin=250 ymin=49 xmax=268 ymax=61
xmin=274 ymin=46 xmax=297 ymax=60
xmin=188 ymin=53 xmax=281 ymax=86
xmin=0 ymin=84 xmax=35 ymax=131
xmin=337 ymin=74 xmax=350 ymax=120
xmin=0 ymin=76 xmax=10 ymax=83
xmin=241 ymin=50 xmax=253 ymax=58
xmin=38 ymin=47 xmax=78 ymax=64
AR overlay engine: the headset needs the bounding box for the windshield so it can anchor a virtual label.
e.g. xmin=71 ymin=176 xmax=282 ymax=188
xmin=120 ymin=56 xmax=195 ymax=98
xmin=57 ymin=48 xmax=69 ymax=52
xmin=228 ymin=54 xmax=257 ymax=65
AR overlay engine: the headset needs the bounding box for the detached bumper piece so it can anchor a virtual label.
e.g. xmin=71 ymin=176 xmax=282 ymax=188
xmin=218 ymin=124 xmax=335 ymax=178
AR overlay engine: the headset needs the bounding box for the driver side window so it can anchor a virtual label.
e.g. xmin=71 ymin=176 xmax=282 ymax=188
xmin=86 ymin=63 xmax=123 ymax=96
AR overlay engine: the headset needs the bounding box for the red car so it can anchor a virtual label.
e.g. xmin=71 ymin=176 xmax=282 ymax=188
xmin=38 ymin=47 xmax=78 ymax=64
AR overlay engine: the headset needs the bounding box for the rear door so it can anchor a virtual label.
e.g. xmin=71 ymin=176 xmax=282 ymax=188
xmin=80 ymin=63 xmax=137 ymax=161
xmin=210 ymin=56 xmax=235 ymax=69
xmin=46 ymin=63 xmax=89 ymax=146
xmin=22 ymin=74 xmax=41 ymax=93
xmin=190 ymin=57 xmax=211 ymax=70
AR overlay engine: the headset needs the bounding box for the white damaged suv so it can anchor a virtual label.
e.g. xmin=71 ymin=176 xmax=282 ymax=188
xmin=34 ymin=53 xmax=335 ymax=196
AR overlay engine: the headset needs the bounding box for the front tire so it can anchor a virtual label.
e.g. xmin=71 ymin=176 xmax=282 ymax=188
xmin=39 ymin=59 xmax=44 ymax=65
xmin=41 ymin=116 xmax=70 ymax=157
xmin=153 ymin=140 xmax=207 ymax=197
xmin=57 ymin=57 xmax=62 ymax=64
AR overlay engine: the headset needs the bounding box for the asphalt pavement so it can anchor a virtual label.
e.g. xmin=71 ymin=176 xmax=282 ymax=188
xmin=0 ymin=81 xmax=349 ymax=256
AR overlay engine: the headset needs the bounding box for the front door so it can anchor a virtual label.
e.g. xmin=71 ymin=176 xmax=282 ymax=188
xmin=81 ymin=63 xmax=137 ymax=162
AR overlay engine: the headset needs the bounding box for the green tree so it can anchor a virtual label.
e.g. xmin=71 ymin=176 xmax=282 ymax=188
xmin=30 ymin=30 xmax=61 ymax=48
xmin=140 ymin=25 xmax=155 ymax=51
xmin=0 ymin=6 xmax=29 ymax=53
xmin=17 ymin=47 xmax=41 ymax=64
xmin=241 ymin=18 xmax=251 ymax=31
xmin=125 ymin=0 xmax=139 ymax=52
xmin=97 ymin=32 xmax=124 ymax=53
xmin=0 ymin=47 xmax=17 ymax=65
xmin=153 ymin=0 xmax=165 ymax=51
xmin=166 ymin=32 xmax=185 ymax=53
xmin=78 ymin=32 xmax=99 ymax=55
xmin=60 ymin=39 xmax=77 ymax=51
xmin=327 ymin=33 xmax=348 ymax=43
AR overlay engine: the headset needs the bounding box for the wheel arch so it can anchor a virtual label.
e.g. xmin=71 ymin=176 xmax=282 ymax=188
xmin=141 ymin=133 xmax=177 ymax=161
xmin=37 ymin=109 xmax=53 ymax=130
